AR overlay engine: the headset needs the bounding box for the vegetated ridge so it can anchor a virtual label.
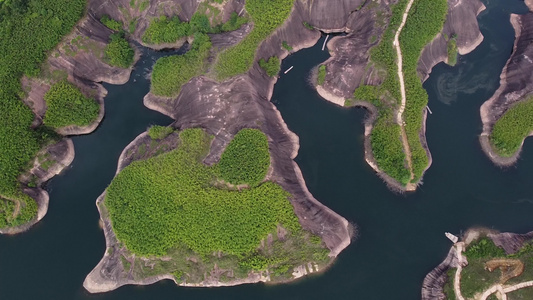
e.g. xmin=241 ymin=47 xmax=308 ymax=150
xmin=314 ymin=0 xmax=485 ymax=191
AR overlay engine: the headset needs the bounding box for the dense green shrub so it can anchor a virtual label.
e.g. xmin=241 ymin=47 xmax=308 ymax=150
xmin=317 ymin=65 xmax=326 ymax=86
xmin=259 ymin=56 xmax=280 ymax=77
xmin=447 ymin=36 xmax=458 ymax=66
xmin=218 ymin=129 xmax=270 ymax=186
xmin=0 ymin=0 xmax=86 ymax=226
xmin=104 ymin=33 xmax=134 ymax=68
xmin=43 ymin=80 xmax=100 ymax=128
xmin=105 ymin=128 xmax=301 ymax=256
xmin=100 ymin=15 xmax=122 ymax=31
xmin=282 ymin=41 xmax=293 ymax=51
xmin=0 ymin=196 xmax=38 ymax=229
xmin=465 ymin=238 xmax=506 ymax=259
xmin=214 ymin=0 xmax=295 ymax=79
xmin=490 ymin=97 xmax=533 ymax=157
xmin=142 ymin=16 xmax=191 ymax=44
xmin=221 ymin=12 xmax=248 ymax=32
xmin=151 ymin=32 xmax=212 ymax=97
xmin=148 ymin=125 xmax=174 ymax=140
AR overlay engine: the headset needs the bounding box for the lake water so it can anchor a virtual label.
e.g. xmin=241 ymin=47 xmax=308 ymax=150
xmin=0 ymin=0 xmax=531 ymax=299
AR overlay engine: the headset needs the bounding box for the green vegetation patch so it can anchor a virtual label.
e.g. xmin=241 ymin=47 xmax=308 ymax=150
xmin=43 ymin=80 xmax=100 ymax=128
xmin=105 ymin=128 xmax=303 ymax=257
xmin=317 ymin=65 xmax=326 ymax=86
xmin=464 ymin=238 xmax=506 ymax=259
xmin=214 ymin=0 xmax=295 ymax=79
xmin=0 ymin=196 xmax=38 ymax=229
xmin=258 ymin=56 xmax=280 ymax=77
xmin=151 ymin=32 xmax=212 ymax=97
xmin=0 ymin=0 xmax=86 ymax=224
xmin=282 ymin=41 xmax=293 ymax=51
xmin=218 ymin=129 xmax=270 ymax=186
xmin=142 ymin=16 xmax=191 ymax=44
xmin=148 ymin=125 xmax=174 ymax=140
xmin=220 ymin=12 xmax=248 ymax=32
xmin=100 ymin=15 xmax=122 ymax=31
xmin=104 ymin=33 xmax=134 ymax=68
xmin=490 ymin=96 xmax=533 ymax=157
xmin=447 ymin=35 xmax=458 ymax=66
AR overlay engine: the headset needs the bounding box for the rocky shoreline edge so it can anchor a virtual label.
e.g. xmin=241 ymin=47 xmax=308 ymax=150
xmin=480 ymin=12 xmax=533 ymax=167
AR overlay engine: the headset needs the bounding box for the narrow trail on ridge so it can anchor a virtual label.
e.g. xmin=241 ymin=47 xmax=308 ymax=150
xmin=393 ymin=0 xmax=417 ymax=189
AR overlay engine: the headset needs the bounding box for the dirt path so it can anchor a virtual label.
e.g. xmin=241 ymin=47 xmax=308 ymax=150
xmin=479 ymin=280 xmax=533 ymax=300
xmin=393 ymin=0 xmax=417 ymax=189
xmin=454 ymin=242 xmax=466 ymax=300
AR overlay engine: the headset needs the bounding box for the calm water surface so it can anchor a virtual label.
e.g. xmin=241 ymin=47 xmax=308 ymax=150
xmin=1 ymin=1 xmax=531 ymax=299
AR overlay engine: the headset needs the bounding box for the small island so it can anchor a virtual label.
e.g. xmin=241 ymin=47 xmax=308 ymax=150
xmin=84 ymin=127 xmax=346 ymax=291
xmin=423 ymin=228 xmax=533 ymax=300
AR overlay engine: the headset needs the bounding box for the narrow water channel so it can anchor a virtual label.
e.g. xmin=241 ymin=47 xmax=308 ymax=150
xmin=1 ymin=0 xmax=532 ymax=299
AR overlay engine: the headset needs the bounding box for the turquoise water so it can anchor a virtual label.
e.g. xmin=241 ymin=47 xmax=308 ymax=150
xmin=0 ymin=1 xmax=531 ymax=299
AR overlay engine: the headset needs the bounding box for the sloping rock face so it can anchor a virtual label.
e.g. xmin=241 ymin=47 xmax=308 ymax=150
xmin=86 ymin=0 xmax=355 ymax=293
xmin=421 ymin=247 xmax=461 ymax=300
xmin=480 ymin=13 xmax=533 ymax=165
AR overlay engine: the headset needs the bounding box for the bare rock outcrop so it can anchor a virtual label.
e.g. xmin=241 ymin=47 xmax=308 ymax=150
xmin=480 ymin=13 xmax=533 ymax=166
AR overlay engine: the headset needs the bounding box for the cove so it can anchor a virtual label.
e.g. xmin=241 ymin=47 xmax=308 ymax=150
xmin=0 ymin=0 xmax=532 ymax=299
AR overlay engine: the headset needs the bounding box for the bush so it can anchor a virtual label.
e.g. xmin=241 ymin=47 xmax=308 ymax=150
xmin=259 ymin=56 xmax=280 ymax=77
xmin=317 ymin=65 xmax=326 ymax=85
xmin=221 ymin=12 xmax=248 ymax=32
xmin=43 ymin=80 xmax=100 ymax=128
xmin=148 ymin=125 xmax=174 ymax=140
xmin=151 ymin=32 xmax=212 ymax=97
xmin=447 ymin=37 xmax=458 ymax=66
xmin=142 ymin=16 xmax=191 ymax=44
xmin=218 ymin=129 xmax=270 ymax=186
xmin=105 ymin=128 xmax=301 ymax=256
xmin=490 ymin=97 xmax=533 ymax=157
xmin=214 ymin=0 xmax=295 ymax=79
xmin=100 ymin=15 xmax=122 ymax=31
xmin=105 ymin=33 xmax=134 ymax=68
xmin=282 ymin=41 xmax=293 ymax=51
xmin=465 ymin=238 xmax=506 ymax=259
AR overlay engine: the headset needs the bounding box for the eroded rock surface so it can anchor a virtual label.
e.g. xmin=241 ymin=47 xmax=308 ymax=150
xmin=480 ymin=13 xmax=533 ymax=166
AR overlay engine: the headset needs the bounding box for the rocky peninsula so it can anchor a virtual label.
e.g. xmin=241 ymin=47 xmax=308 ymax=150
xmin=314 ymin=0 xmax=484 ymax=191
xmin=422 ymin=228 xmax=533 ymax=300
xmin=480 ymin=10 xmax=533 ymax=166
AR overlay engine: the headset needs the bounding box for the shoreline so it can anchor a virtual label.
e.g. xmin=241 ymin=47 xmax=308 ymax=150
xmin=479 ymin=14 xmax=531 ymax=167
